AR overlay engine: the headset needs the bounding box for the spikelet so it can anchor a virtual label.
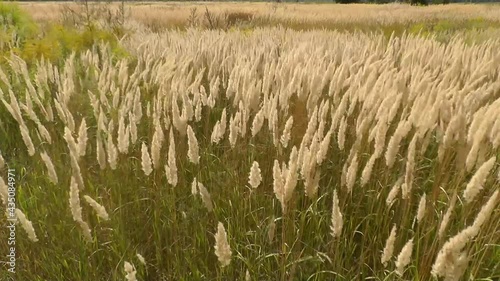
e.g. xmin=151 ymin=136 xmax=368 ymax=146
xmin=229 ymin=114 xmax=239 ymax=148
xmin=248 ymin=161 xmax=262 ymax=189
xmin=245 ymin=270 xmax=251 ymax=281
xmin=385 ymin=121 xmax=411 ymax=168
xmin=136 ymin=253 xmax=146 ymax=266
xmin=402 ymin=135 xmax=417 ymax=199
xmin=69 ymin=176 xmax=83 ymax=222
xmin=381 ymin=225 xmax=397 ymax=267
xmin=280 ymin=116 xmax=294 ymax=148
xmin=432 ymin=227 xmax=476 ymax=280
xmin=83 ymin=195 xmax=109 ymax=220
xmin=282 ymin=146 xmax=299 ymax=213
xmin=251 ymin=108 xmax=265 ymax=137
xmin=40 ymin=151 xmax=58 ymax=184
xmin=386 ymin=177 xmax=403 ymax=207
xmin=346 ymin=153 xmax=359 ymax=193
xmin=316 ymin=127 xmax=332 ymax=165
xmin=15 ymin=208 xmax=38 ymax=242
xmin=165 ymin=130 xmax=178 ymax=187
xmin=214 ymin=222 xmax=232 ymax=267
xmin=151 ymin=124 xmax=164 ymax=169
xmin=117 ymin=115 xmax=129 ymax=154
xmin=107 ymin=131 xmax=118 ymax=170
xmin=211 ymin=122 xmax=222 ymax=144
xmin=141 ymin=142 xmax=153 ymax=176
xmin=187 ymin=125 xmax=200 ymax=165
xmin=395 ymin=238 xmax=413 ymax=276
xmin=361 ymin=153 xmax=377 ymax=186
xmin=77 ymin=119 xmax=88 ymax=157
xmin=211 ymin=108 xmax=227 ymax=144
xmin=471 ymin=190 xmax=498 ymax=231
xmin=124 ymin=261 xmax=137 ymax=281
xmin=20 ymin=124 xmax=36 ymax=156
xmin=438 ymin=191 xmax=457 ymax=239
xmin=197 ymin=181 xmax=213 ymax=212
xmin=36 ymin=122 xmax=52 ymax=144
xmin=433 ymin=191 xmax=498 ymax=281
xmin=64 ymin=127 xmax=79 ymax=155
xmin=463 ymin=156 xmax=496 ymax=203
xmin=416 ymin=193 xmax=426 ymax=224
xmin=337 ymin=116 xmax=347 ymax=150
xmin=172 ymin=99 xmax=187 ymax=136
xmin=330 ymin=189 xmax=343 ymax=238
xmin=191 ymin=177 xmax=198 ymax=195
xmin=129 ymin=113 xmax=138 ymax=145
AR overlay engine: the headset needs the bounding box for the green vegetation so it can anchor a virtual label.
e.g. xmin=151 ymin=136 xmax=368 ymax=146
xmin=0 ymin=2 xmax=127 ymax=67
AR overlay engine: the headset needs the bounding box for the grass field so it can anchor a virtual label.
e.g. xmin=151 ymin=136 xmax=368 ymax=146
xmin=0 ymin=2 xmax=499 ymax=281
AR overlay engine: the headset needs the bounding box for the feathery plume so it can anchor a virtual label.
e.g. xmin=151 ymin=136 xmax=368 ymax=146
xmin=77 ymin=119 xmax=88 ymax=157
xmin=64 ymin=127 xmax=78 ymax=156
xmin=40 ymin=151 xmax=58 ymax=184
xmin=141 ymin=142 xmax=153 ymax=176
xmin=214 ymin=222 xmax=232 ymax=267
xmin=165 ymin=130 xmax=178 ymax=187
xmin=15 ymin=209 xmax=38 ymax=242
xmin=20 ymin=124 xmax=35 ymax=156
xmin=386 ymin=177 xmax=403 ymax=207
xmin=251 ymin=109 xmax=265 ymax=137
xmin=346 ymin=153 xmax=359 ymax=193
xmin=83 ymin=195 xmax=109 ymax=220
xmin=187 ymin=125 xmax=200 ymax=164
xmin=395 ymin=238 xmax=414 ymax=276
xmin=191 ymin=177 xmax=198 ymax=195
xmin=69 ymin=176 xmax=83 ymax=222
xmin=361 ymin=153 xmax=377 ymax=186
xmin=381 ymin=225 xmax=397 ymax=267
xmin=280 ymin=116 xmax=294 ymax=148
xmin=416 ymin=193 xmax=426 ymax=224
xmin=107 ymin=131 xmax=118 ymax=170
xmin=330 ymin=189 xmax=343 ymax=238
xmin=197 ymin=181 xmax=213 ymax=212
xmin=463 ymin=156 xmax=496 ymax=203
xmin=337 ymin=116 xmax=347 ymax=150
xmin=124 ymin=261 xmax=137 ymax=281
xmin=282 ymin=146 xmax=299 ymax=213
xmin=248 ymin=161 xmax=262 ymax=189
xmin=136 ymin=254 xmax=146 ymax=266
xmin=151 ymin=124 xmax=164 ymax=169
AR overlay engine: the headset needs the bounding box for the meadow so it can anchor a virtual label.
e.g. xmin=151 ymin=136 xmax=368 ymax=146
xmin=0 ymin=2 xmax=499 ymax=281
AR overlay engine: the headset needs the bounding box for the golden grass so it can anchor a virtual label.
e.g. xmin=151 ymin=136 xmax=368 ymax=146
xmin=19 ymin=2 xmax=500 ymax=29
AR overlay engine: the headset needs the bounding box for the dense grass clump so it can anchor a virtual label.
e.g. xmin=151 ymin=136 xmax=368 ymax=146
xmin=0 ymin=3 xmax=499 ymax=281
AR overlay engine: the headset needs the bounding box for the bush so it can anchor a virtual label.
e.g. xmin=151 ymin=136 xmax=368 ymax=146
xmin=0 ymin=3 xmax=38 ymax=42
xmin=0 ymin=3 xmax=129 ymax=67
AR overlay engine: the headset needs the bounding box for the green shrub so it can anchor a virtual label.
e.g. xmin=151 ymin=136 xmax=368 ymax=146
xmin=0 ymin=2 xmax=38 ymax=44
xmin=0 ymin=2 xmax=129 ymax=67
